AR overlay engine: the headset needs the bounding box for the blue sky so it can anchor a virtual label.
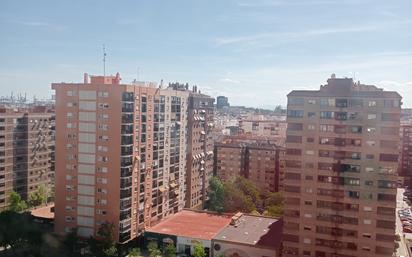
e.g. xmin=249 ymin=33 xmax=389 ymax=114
xmin=0 ymin=0 xmax=411 ymax=107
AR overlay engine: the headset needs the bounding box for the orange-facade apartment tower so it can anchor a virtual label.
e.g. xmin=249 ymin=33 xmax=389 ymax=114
xmin=283 ymin=75 xmax=401 ymax=257
xmin=0 ymin=106 xmax=55 ymax=210
xmin=52 ymin=73 xmax=189 ymax=243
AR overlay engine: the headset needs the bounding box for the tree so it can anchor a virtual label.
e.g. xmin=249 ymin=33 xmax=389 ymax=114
xmin=98 ymin=222 xmax=116 ymax=249
xmin=223 ymin=182 xmax=255 ymax=213
xmin=208 ymin=177 xmax=225 ymax=213
xmin=193 ymin=243 xmax=206 ymax=257
xmin=0 ymin=211 xmax=43 ymax=256
xmin=163 ymin=244 xmax=176 ymax=257
xmin=263 ymin=205 xmax=283 ymax=217
xmin=103 ymin=245 xmax=118 ymax=257
xmin=28 ymin=185 xmax=48 ymax=207
xmin=62 ymin=228 xmax=81 ymax=257
xmin=234 ymin=177 xmax=261 ymax=204
xmin=250 ymin=210 xmax=260 ymax=215
xmin=147 ymin=241 xmax=161 ymax=257
xmin=264 ymin=192 xmax=283 ymax=206
xmin=89 ymin=222 xmax=117 ymax=257
xmin=128 ymin=247 xmax=141 ymax=257
xmin=8 ymin=191 xmax=28 ymax=212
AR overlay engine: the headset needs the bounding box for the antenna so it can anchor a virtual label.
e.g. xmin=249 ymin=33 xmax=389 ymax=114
xmin=137 ymin=67 xmax=140 ymax=81
xmin=103 ymin=44 xmax=107 ymax=76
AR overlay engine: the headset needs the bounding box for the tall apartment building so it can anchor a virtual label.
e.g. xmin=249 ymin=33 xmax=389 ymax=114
xmin=216 ymin=96 xmax=229 ymax=109
xmin=0 ymin=105 xmax=55 ymax=210
xmin=52 ymin=73 xmax=189 ymax=243
xmin=399 ymin=124 xmax=412 ymax=186
xmin=214 ymin=136 xmax=283 ymax=192
xmin=182 ymin=84 xmax=215 ymax=209
xmin=283 ymin=75 xmax=401 ymax=257
xmin=239 ymin=119 xmax=287 ymax=146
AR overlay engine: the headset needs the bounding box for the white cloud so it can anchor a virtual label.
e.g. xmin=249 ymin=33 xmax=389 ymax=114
xmin=214 ymin=20 xmax=412 ymax=47
xmin=11 ymin=19 xmax=67 ymax=31
xmin=238 ymin=0 xmax=371 ymax=7
xmin=219 ymin=78 xmax=241 ymax=84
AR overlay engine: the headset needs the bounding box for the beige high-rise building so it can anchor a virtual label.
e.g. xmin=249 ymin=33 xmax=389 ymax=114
xmin=52 ymin=73 xmax=189 ymax=243
xmin=214 ymin=135 xmax=283 ymax=193
xmin=283 ymin=75 xmax=401 ymax=257
xmin=184 ymin=85 xmax=215 ymax=209
xmin=0 ymin=105 xmax=55 ymax=210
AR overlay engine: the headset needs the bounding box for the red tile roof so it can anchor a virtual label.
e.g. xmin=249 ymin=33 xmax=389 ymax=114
xmin=146 ymin=210 xmax=232 ymax=240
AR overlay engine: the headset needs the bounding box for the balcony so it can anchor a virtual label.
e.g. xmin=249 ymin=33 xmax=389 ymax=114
xmin=122 ymin=103 xmax=134 ymax=112
xmin=122 ymin=92 xmax=134 ymax=102
xmin=121 ymin=125 xmax=134 ymax=135
xmin=120 ymin=178 xmax=132 ymax=188
xmin=120 ymin=167 xmax=133 ymax=177
xmin=119 ymin=231 xmax=131 ymax=243
xmin=120 ymin=188 xmax=132 ymax=198
xmin=121 ymin=135 xmax=133 ymax=145
xmin=121 ymin=146 xmax=133 ymax=156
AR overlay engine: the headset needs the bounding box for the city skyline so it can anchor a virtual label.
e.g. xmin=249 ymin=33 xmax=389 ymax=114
xmin=1 ymin=0 xmax=412 ymax=107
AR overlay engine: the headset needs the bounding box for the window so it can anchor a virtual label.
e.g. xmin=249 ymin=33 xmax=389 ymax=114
xmin=97 ymin=178 xmax=108 ymax=184
xmin=308 ymin=99 xmax=316 ymax=104
xmin=98 ymin=91 xmax=109 ymax=98
xmin=288 ymin=98 xmax=304 ymax=106
xmin=320 ymin=98 xmax=335 ymax=107
xmin=287 ymin=110 xmax=304 ymax=118
xmin=306 ymin=137 xmax=314 ymax=143
xmin=307 ymin=112 xmax=316 ymax=118
xmin=307 ymin=124 xmax=315 ymax=130
xmin=368 ymin=101 xmax=377 ymax=107
xmin=67 ymin=90 xmax=76 ymax=96
xmin=381 ymin=127 xmax=398 ymax=135
xmin=305 ymin=150 xmax=315 ymax=155
xmin=286 ymin=149 xmax=302 ymax=155
xmin=350 ymin=126 xmax=362 ymax=134
xmin=367 ymin=114 xmax=376 ymax=120
xmin=349 ymin=99 xmax=363 ymax=107
xmin=365 ymin=181 xmax=373 ymax=186
xmin=366 ymin=140 xmax=375 ymax=146
xmin=379 ymin=154 xmax=398 ymax=162
xmin=366 ymin=127 xmax=375 ymax=133
xmin=286 ymin=135 xmax=302 ymax=143
xmin=320 ymin=124 xmax=334 ymax=132
xmin=320 ymin=111 xmax=334 ymax=119
xmin=288 ymin=123 xmax=303 ymax=131
xmin=382 ymin=113 xmax=400 ymax=121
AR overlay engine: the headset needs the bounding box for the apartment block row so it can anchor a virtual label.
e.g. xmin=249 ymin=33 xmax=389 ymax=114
xmin=52 ymin=73 xmax=214 ymax=243
xmin=0 ymin=105 xmax=55 ymax=210
xmin=214 ymin=135 xmax=284 ymax=193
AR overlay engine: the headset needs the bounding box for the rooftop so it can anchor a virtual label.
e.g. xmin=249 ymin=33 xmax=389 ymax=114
xmin=288 ymin=75 xmax=401 ymax=98
xmin=146 ymin=210 xmax=232 ymax=240
xmin=214 ymin=215 xmax=283 ymax=249
xmin=30 ymin=203 xmax=54 ymax=220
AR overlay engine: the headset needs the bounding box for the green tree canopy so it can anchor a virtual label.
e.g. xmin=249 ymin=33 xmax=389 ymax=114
xmin=28 ymin=184 xmax=48 ymax=207
xmin=208 ymin=176 xmax=225 ymax=213
xmin=0 ymin=211 xmax=43 ymax=256
xmin=147 ymin=241 xmax=161 ymax=257
xmin=193 ymin=243 xmax=206 ymax=257
xmin=163 ymin=244 xmax=176 ymax=257
xmin=128 ymin=247 xmax=141 ymax=257
xmin=8 ymin=191 xmax=28 ymax=212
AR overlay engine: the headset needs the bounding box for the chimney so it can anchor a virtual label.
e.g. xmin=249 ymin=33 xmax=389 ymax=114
xmin=84 ymin=73 xmax=89 ymax=84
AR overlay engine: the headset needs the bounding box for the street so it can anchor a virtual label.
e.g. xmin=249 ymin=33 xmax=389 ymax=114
xmin=396 ymin=188 xmax=411 ymax=257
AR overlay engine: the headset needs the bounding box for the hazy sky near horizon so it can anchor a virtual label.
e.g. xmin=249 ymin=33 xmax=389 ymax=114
xmin=0 ymin=0 xmax=411 ymax=107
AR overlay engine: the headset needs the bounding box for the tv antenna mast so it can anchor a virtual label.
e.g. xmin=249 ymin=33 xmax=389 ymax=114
xmin=103 ymin=44 xmax=107 ymax=76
